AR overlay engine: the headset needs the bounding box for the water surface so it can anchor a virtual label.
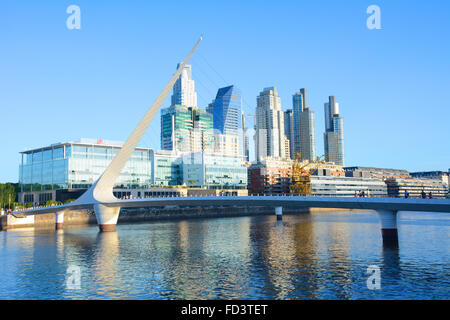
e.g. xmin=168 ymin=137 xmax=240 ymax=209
xmin=0 ymin=210 xmax=448 ymax=299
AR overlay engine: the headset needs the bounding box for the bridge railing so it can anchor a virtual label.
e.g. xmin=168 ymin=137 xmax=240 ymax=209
xmin=12 ymin=192 xmax=445 ymax=213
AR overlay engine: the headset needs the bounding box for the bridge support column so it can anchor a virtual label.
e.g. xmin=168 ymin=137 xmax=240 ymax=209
xmin=376 ymin=210 xmax=398 ymax=245
xmin=94 ymin=204 xmax=120 ymax=232
xmin=275 ymin=207 xmax=283 ymax=221
xmin=55 ymin=211 xmax=65 ymax=230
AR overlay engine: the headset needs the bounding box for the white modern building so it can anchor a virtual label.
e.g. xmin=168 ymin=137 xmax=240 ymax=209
xmin=255 ymin=87 xmax=288 ymax=161
xmin=171 ymin=63 xmax=197 ymax=108
xmin=310 ymin=176 xmax=387 ymax=197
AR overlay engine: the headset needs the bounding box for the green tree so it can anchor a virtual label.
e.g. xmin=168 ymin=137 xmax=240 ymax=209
xmin=0 ymin=183 xmax=17 ymax=209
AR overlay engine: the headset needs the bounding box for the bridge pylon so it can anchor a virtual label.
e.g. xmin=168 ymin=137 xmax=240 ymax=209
xmin=55 ymin=210 xmax=66 ymax=230
xmin=377 ymin=210 xmax=399 ymax=246
xmin=68 ymin=37 xmax=203 ymax=232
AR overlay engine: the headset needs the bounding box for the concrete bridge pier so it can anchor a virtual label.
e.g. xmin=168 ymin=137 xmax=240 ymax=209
xmin=275 ymin=206 xmax=283 ymax=221
xmin=55 ymin=211 xmax=65 ymax=230
xmin=376 ymin=210 xmax=399 ymax=245
xmin=94 ymin=204 xmax=120 ymax=232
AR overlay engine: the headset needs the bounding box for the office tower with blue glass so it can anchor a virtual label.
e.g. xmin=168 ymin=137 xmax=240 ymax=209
xmin=293 ymin=88 xmax=316 ymax=161
xmin=284 ymin=109 xmax=295 ymax=160
xmin=210 ymin=85 xmax=245 ymax=157
xmin=324 ymin=96 xmax=345 ymax=166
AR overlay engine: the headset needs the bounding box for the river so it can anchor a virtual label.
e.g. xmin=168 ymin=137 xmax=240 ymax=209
xmin=0 ymin=210 xmax=448 ymax=299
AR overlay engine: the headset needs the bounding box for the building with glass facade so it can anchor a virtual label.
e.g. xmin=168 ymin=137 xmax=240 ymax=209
xmin=284 ymin=109 xmax=295 ymax=160
xmin=209 ymin=85 xmax=245 ymax=155
xmin=324 ymin=96 xmax=345 ymax=166
xmin=161 ymin=104 xmax=214 ymax=153
xmin=292 ymin=89 xmax=306 ymax=158
xmin=19 ymin=139 xmax=152 ymax=204
xmin=292 ymin=89 xmax=316 ymax=161
xmin=150 ymin=150 xmax=183 ymax=186
xmin=182 ymin=153 xmax=248 ymax=189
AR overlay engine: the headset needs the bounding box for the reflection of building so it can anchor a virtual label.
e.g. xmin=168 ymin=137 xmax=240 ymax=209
xmin=324 ymin=96 xmax=345 ymax=166
xmin=161 ymin=105 xmax=214 ymax=153
xmin=385 ymin=177 xmax=448 ymax=198
xmin=248 ymin=158 xmax=293 ymax=194
xmin=19 ymin=139 xmax=152 ymax=204
xmin=182 ymin=153 xmax=248 ymax=189
xmin=255 ymin=87 xmax=288 ymax=161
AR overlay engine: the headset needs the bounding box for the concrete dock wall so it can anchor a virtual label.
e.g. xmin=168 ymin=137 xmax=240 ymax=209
xmin=0 ymin=206 xmax=357 ymax=231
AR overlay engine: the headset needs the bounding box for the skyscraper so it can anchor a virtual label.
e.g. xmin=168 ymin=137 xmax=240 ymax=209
xmin=292 ymin=88 xmax=306 ymax=157
xmin=284 ymin=109 xmax=295 ymax=160
xmin=324 ymin=96 xmax=345 ymax=166
xmin=171 ymin=64 xmax=197 ymax=108
xmin=161 ymin=105 xmax=214 ymax=154
xmin=211 ymin=86 xmax=242 ymax=135
xmin=292 ymin=88 xmax=316 ymax=161
xmin=255 ymin=87 xmax=288 ymax=161
xmin=299 ymin=108 xmax=316 ymax=161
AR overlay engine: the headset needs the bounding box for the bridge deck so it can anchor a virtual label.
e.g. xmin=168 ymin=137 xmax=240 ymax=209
xmin=12 ymin=196 xmax=450 ymax=216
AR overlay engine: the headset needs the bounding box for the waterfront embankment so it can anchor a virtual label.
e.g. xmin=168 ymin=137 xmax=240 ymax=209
xmin=0 ymin=206 xmax=356 ymax=231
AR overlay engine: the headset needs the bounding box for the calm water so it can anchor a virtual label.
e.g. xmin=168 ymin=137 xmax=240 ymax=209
xmin=0 ymin=210 xmax=449 ymax=300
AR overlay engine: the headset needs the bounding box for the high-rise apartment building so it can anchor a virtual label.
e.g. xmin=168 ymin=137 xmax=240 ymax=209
xmin=255 ymin=87 xmax=288 ymax=161
xmin=292 ymin=88 xmax=316 ymax=161
xmin=324 ymin=96 xmax=345 ymax=166
xmin=299 ymin=107 xmax=316 ymax=161
xmin=171 ymin=64 xmax=197 ymax=108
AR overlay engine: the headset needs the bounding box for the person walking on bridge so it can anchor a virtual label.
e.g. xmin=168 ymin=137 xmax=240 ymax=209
xmin=404 ymin=190 xmax=409 ymax=198
xmin=421 ymin=190 xmax=426 ymax=199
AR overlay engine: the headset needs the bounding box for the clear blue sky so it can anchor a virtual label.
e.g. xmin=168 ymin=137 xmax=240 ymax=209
xmin=1 ymin=0 xmax=449 ymax=183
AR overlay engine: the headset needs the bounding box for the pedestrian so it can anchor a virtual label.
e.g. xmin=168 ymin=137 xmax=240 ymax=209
xmin=404 ymin=190 xmax=409 ymax=198
xmin=428 ymin=192 xmax=432 ymax=199
xmin=421 ymin=190 xmax=426 ymax=199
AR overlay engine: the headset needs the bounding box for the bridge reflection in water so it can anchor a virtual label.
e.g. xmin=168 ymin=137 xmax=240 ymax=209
xmin=2 ymin=210 xmax=448 ymax=299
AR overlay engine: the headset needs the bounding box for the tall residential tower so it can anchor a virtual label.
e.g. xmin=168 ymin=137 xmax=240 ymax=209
xmin=293 ymin=88 xmax=316 ymax=161
xmin=324 ymin=96 xmax=345 ymax=166
xmin=171 ymin=64 xmax=197 ymax=108
xmin=255 ymin=87 xmax=289 ymax=161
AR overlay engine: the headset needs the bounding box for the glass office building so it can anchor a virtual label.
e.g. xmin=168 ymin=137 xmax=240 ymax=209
xmin=182 ymin=153 xmax=247 ymax=189
xmin=161 ymin=104 xmax=214 ymax=153
xmin=151 ymin=150 xmax=183 ymax=186
xmin=19 ymin=138 xmax=152 ymax=193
